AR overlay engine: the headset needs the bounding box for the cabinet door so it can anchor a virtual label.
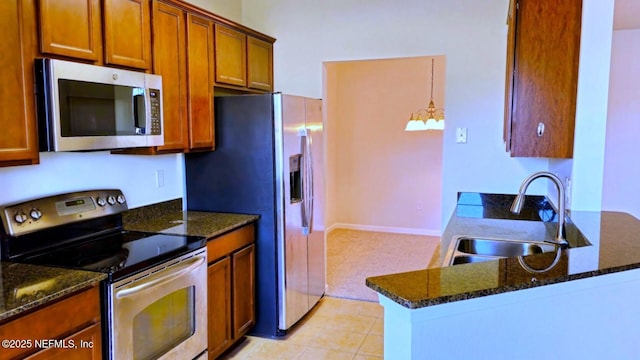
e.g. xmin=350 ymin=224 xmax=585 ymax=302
xmin=247 ymin=37 xmax=273 ymax=91
xmin=0 ymin=0 xmax=39 ymax=166
xmin=208 ymin=257 xmax=232 ymax=359
xmin=152 ymin=1 xmax=188 ymax=152
xmin=0 ymin=286 xmax=100 ymax=360
xmin=38 ymin=0 xmax=102 ymax=61
xmin=232 ymin=244 xmax=255 ymax=338
xmin=25 ymin=323 xmax=102 ymax=360
xmin=186 ymin=14 xmax=215 ymax=150
xmin=503 ymin=0 xmax=516 ymax=152
xmin=214 ymin=24 xmax=247 ymax=87
xmin=507 ymin=0 xmax=582 ymax=158
xmin=103 ymin=0 xmax=152 ymax=69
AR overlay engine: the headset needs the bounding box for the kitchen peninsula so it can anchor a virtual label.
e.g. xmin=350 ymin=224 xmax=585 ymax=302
xmin=367 ymin=193 xmax=640 ymax=359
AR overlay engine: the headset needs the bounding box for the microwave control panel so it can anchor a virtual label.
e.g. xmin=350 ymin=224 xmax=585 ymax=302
xmin=149 ymin=89 xmax=161 ymax=135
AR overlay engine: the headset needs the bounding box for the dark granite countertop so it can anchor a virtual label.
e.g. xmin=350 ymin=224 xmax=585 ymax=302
xmin=0 ymin=263 xmax=106 ymax=322
xmin=366 ymin=192 xmax=640 ymax=309
xmin=124 ymin=208 xmax=259 ymax=239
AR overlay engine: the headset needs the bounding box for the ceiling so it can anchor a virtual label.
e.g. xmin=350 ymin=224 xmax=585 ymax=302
xmin=614 ymin=0 xmax=640 ymax=30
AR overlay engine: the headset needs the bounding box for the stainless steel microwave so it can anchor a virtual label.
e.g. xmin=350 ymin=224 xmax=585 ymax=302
xmin=35 ymin=58 xmax=164 ymax=152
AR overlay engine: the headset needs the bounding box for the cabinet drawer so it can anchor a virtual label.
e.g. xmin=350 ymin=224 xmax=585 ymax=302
xmin=206 ymin=224 xmax=255 ymax=262
xmin=0 ymin=286 xmax=100 ymax=360
xmin=24 ymin=322 xmax=102 ymax=360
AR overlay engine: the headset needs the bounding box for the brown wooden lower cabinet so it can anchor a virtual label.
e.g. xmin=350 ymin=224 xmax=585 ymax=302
xmin=24 ymin=323 xmax=102 ymax=360
xmin=206 ymin=224 xmax=256 ymax=359
xmin=208 ymin=256 xmax=232 ymax=357
xmin=0 ymin=285 xmax=102 ymax=360
xmin=231 ymin=244 xmax=255 ymax=339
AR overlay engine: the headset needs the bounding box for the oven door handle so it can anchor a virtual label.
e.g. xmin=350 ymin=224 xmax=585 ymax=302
xmin=115 ymin=256 xmax=205 ymax=299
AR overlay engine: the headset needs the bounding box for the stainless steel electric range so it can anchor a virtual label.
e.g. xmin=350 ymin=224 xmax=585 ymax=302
xmin=0 ymin=190 xmax=208 ymax=360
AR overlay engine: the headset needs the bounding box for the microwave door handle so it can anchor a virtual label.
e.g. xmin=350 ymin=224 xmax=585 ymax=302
xmin=115 ymin=256 xmax=205 ymax=299
xmin=133 ymin=94 xmax=146 ymax=134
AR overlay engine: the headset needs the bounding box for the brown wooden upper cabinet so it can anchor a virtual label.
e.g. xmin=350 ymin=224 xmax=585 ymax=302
xmin=0 ymin=0 xmax=39 ymax=167
xmin=116 ymin=0 xmax=216 ymax=154
xmin=38 ymin=0 xmax=102 ymax=61
xmin=215 ymin=24 xmax=247 ymax=87
xmin=38 ymin=0 xmax=152 ymax=70
xmin=103 ymin=0 xmax=152 ymax=69
xmin=247 ymin=37 xmax=274 ymax=91
xmin=215 ymin=23 xmax=274 ymax=92
xmin=503 ymin=0 xmax=582 ymax=158
xmin=187 ymin=14 xmax=216 ymax=151
xmin=34 ymin=0 xmax=273 ymax=158
xmin=150 ymin=0 xmax=189 ymax=153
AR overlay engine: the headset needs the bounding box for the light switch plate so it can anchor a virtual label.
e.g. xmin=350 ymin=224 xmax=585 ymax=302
xmin=456 ymin=127 xmax=467 ymax=143
xmin=156 ymin=170 xmax=165 ymax=188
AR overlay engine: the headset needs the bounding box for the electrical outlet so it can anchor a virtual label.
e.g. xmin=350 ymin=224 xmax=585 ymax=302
xmin=416 ymin=201 xmax=423 ymax=211
xmin=456 ymin=127 xmax=467 ymax=143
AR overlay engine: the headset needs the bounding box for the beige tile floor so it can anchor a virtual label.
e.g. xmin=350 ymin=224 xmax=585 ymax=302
xmin=221 ymin=296 xmax=384 ymax=359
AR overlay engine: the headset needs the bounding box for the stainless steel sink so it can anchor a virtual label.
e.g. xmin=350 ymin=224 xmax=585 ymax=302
xmin=444 ymin=236 xmax=558 ymax=266
xmin=451 ymin=255 xmax=496 ymax=265
xmin=457 ymin=238 xmax=556 ymax=257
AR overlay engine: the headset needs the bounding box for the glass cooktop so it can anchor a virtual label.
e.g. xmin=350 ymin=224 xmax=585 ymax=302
xmin=20 ymin=231 xmax=206 ymax=282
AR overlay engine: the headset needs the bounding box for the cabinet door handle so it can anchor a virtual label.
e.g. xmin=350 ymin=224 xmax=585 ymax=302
xmin=537 ymin=122 xmax=545 ymax=137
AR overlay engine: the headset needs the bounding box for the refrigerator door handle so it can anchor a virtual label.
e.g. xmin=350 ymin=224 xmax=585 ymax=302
xmin=306 ymin=130 xmax=314 ymax=233
xmin=299 ymin=129 xmax=310 ymax=235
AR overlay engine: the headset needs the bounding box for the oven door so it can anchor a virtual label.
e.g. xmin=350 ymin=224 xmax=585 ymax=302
xmin=109 ymin=249 xmax=207 ymax=360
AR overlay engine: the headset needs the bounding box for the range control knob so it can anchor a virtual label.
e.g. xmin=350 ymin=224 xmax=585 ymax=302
xmin=96 ymin=197 xmax=107 ymax=207
xmin=107 ymin=195 xmax=117 ymax=205
xmin=14 ymin=211 xmax=28 ymax=224
xmin=29 ymin=208 xmax=42 ymax=220
xmin=116 ymin=194 xmax=126 ymax=204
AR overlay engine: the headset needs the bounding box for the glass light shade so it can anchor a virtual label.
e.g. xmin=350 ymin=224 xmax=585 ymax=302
xmin=405 ymin=119 xmax=427 ymax=131
xmin=424 ymin=118 xmax=439 ymax=129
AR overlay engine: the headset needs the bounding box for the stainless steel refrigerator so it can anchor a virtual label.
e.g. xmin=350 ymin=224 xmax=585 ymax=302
xmin=184 ymin=93 xmax=325 ymax=337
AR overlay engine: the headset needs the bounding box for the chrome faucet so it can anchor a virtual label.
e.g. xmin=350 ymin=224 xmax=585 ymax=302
xmin=510 ymin=171 xmax=568 ymax=247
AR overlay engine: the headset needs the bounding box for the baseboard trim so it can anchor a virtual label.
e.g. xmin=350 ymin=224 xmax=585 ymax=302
xmin=327 ymin=223 xmax=441 ymax=237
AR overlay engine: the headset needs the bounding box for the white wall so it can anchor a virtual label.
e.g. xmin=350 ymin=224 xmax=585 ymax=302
xmin=184 ymin=0 xmax=242 ymax=23
xmin=0 ymin=152 xmax=183 ymax=208
xmin=563 ymin=0 xmax=614 ymax=212
xmin=325 ymin=57 xmax=444 ymax=235
xmin=549 ymin=0 xmax=615 ymax=212
xmin=602 ymin=29 xmax=640 ymax=219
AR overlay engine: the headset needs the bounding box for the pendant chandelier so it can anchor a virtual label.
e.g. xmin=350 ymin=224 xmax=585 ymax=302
xmin=405 ymin=58 xmax=445 ymax=131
